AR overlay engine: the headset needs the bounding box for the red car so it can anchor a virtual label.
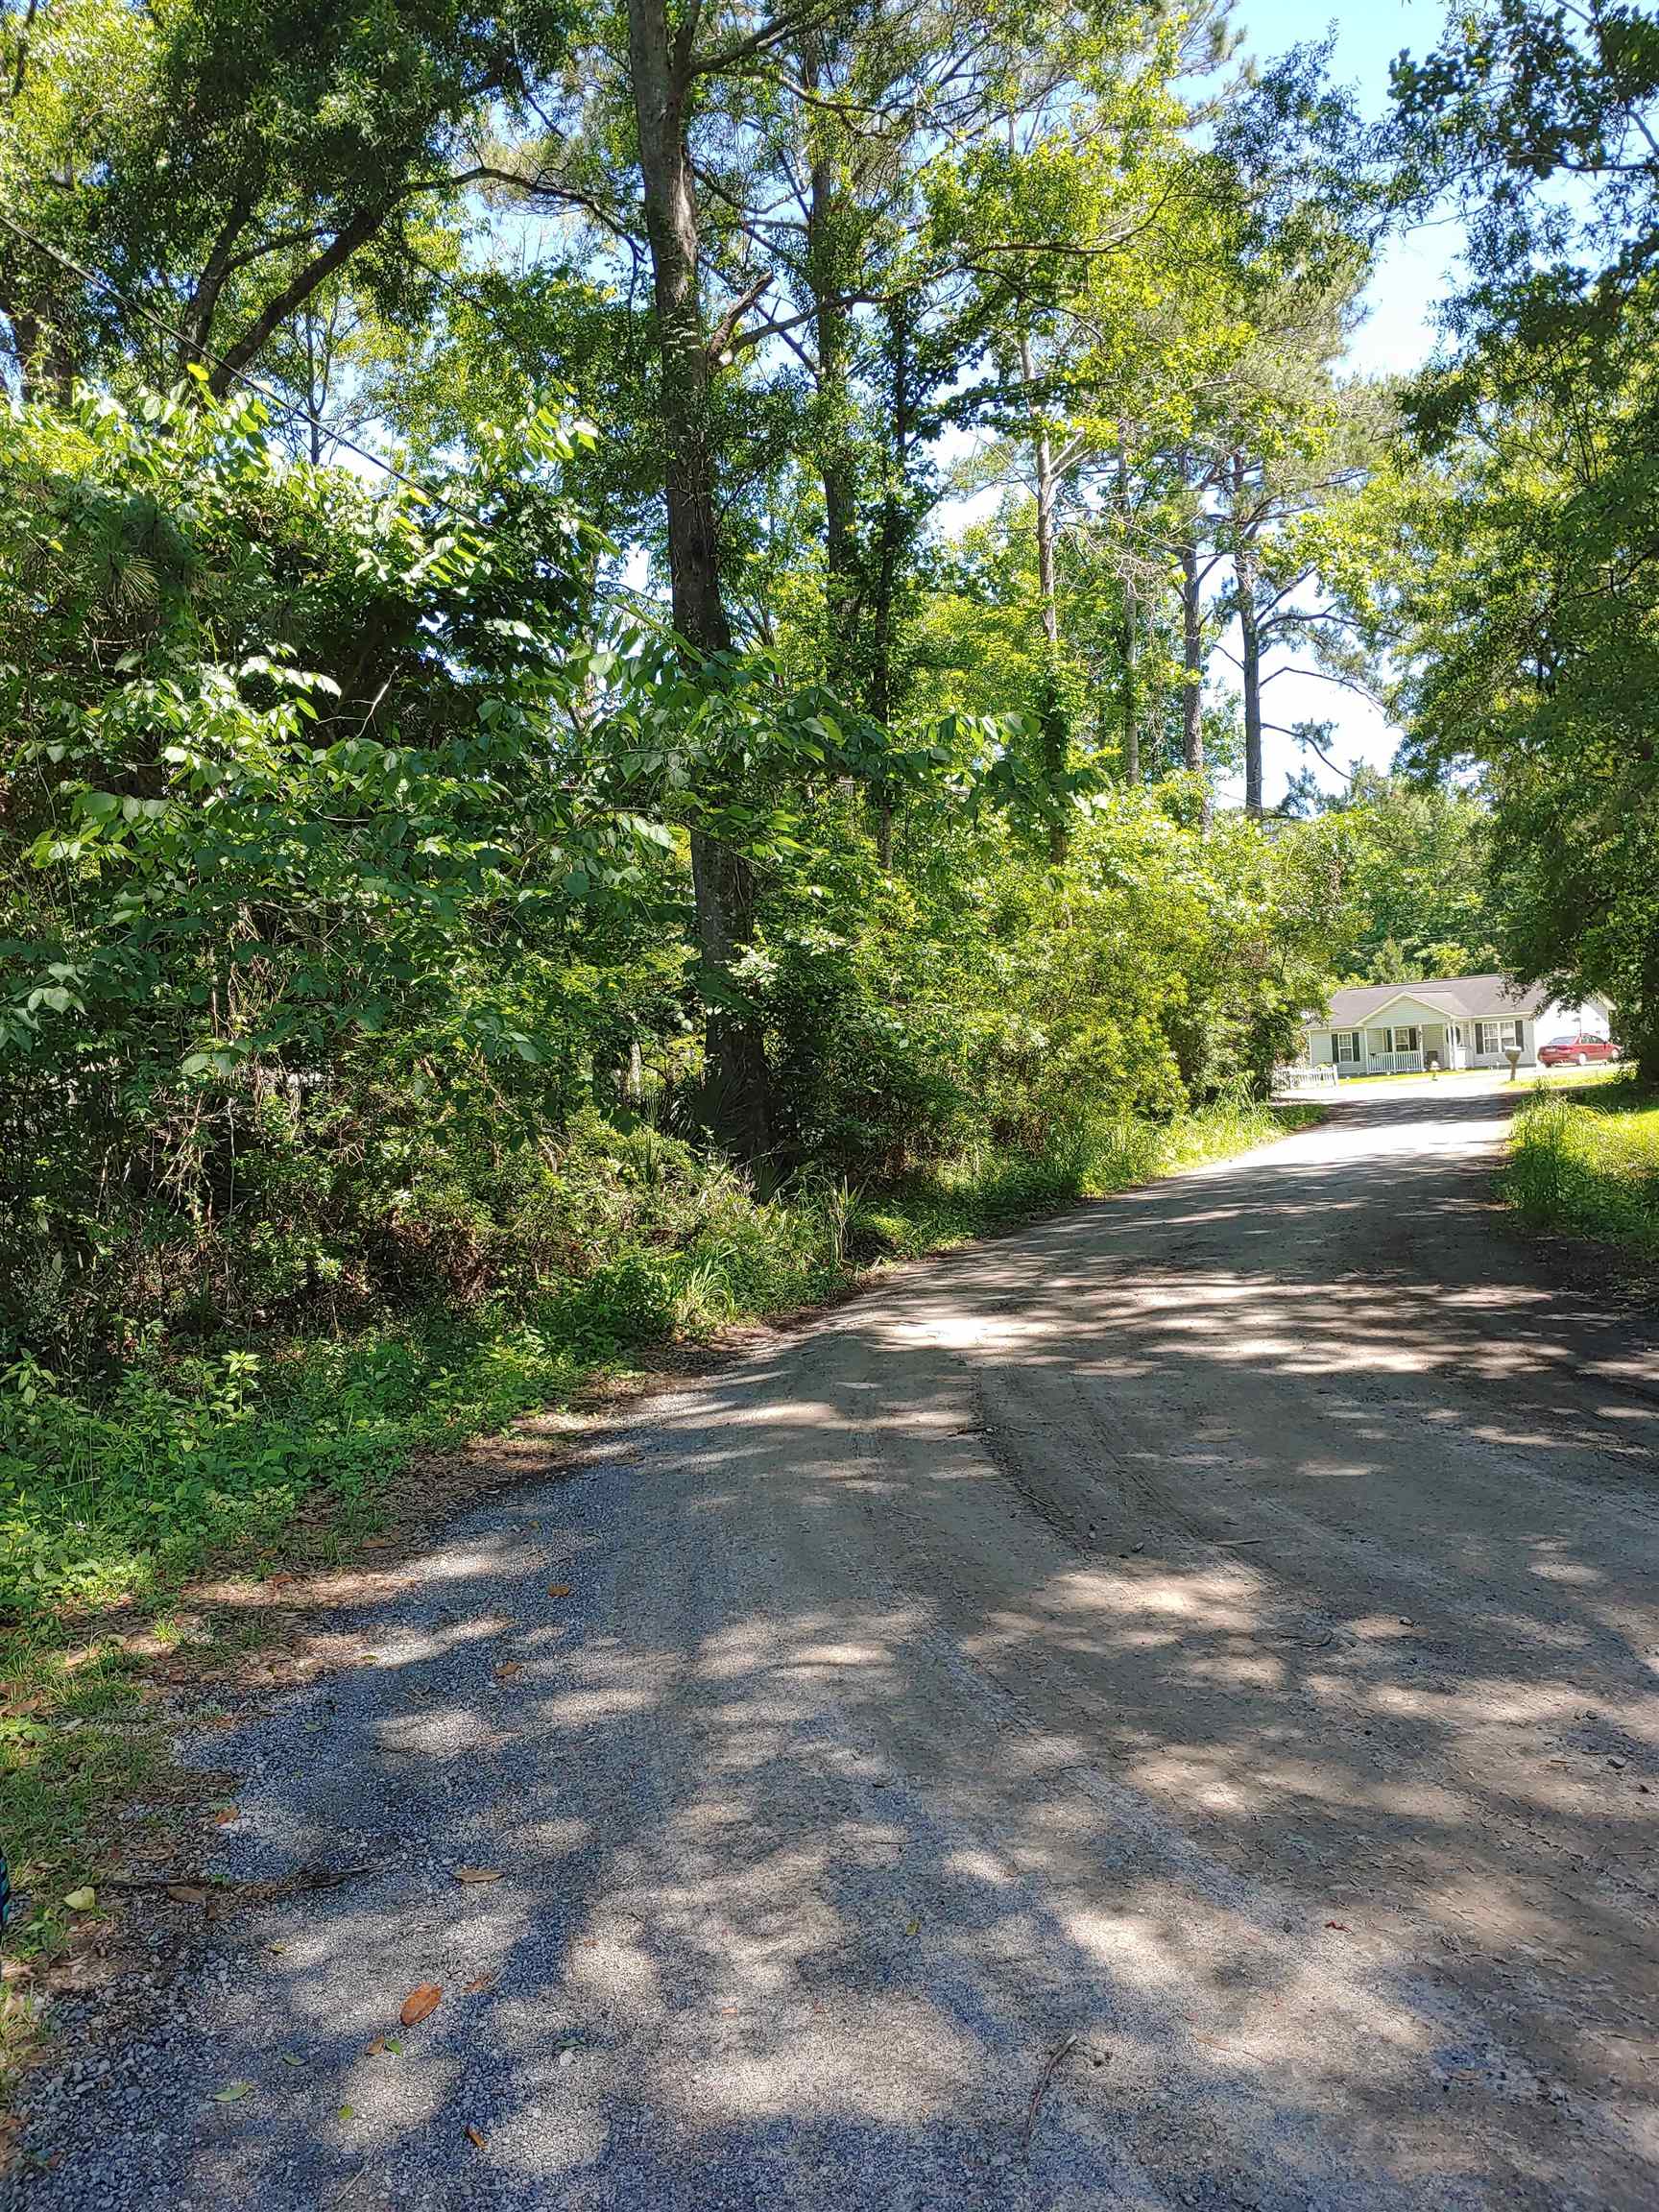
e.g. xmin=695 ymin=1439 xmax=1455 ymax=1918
xmin=1537 ymin=1033 xmax=1620 ymax=1067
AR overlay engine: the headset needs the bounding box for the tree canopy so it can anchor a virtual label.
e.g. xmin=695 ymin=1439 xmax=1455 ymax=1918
xmin=1 ymin=0 xmax=1651 ymax=1372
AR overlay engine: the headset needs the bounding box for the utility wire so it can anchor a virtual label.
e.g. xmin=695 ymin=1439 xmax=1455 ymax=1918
xmin=0 ymin=200 xmax=681 ymax=638
xmin=0 ymin=204 xmax=483 ymax=520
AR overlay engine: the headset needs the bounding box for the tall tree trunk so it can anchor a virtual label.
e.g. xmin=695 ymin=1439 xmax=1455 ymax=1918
xmin=5 ymin=299 xmax=76 ymax=403
xmin=1021 ymin=332 xmax=1067 ymax=860
xmin=1121 ymin=571 xmax=1140 ymax=786
xmin=803 ymin=51 xmax=857 ymax=692
xmin=1021 ymin=335 xmax=1060 ymax=652
xmin=868 ymin=297 xmax=913 ymax=867
xmin=1117 ymin=437 xmax=1139 ymax=785
xmin=1237 ymin=551 xmax=1263 ymax=817
xmin=1180 ymin=528 xmax=1204 ymax=780
xmin=625 ymin=0 xmax=769 ymax=1155
xmin=303 ymin=303 xmax=323 ymax=465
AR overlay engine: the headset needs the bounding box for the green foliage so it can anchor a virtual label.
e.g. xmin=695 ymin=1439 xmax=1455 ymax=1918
xmin=0 ymin=1099 xmax=1307 ymax=1615
xmin=0 ymin=0 xmax=581 ymax=401
xmin=1374 ymin=2 xmax=1659 ymax=1060
xmin=1292 ymin=767 xmax=1503 ymax=983
xmin=0 ymin=383 xmax=689 ymax=1357
xmin=0 ymin=6 xmax=1383 ymax=2023
xmin=1503 ymin=1081 xmax=1659 ymax=1262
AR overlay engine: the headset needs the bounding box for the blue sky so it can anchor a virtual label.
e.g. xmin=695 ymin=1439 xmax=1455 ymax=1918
xmin=1230 ymin=2 xmax=1462 ymax=800
xmin=1256 ymin=2 xmax=1459 ymax=380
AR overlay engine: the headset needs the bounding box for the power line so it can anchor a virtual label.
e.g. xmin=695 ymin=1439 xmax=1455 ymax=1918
xmin=0 ymin=204 xmax=481 ymax=520
xmin=0 ymin=201 xmax=688 ymax=635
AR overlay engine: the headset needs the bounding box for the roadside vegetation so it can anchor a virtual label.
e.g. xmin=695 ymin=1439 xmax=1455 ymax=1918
xmin=1504 ymin=1079 xmax=1659 ymax=1270
xmin=3 ymin=0 xmax=1658 ymax=2119
xmin=1 ymin=1094 xmax=1307 ymax=2020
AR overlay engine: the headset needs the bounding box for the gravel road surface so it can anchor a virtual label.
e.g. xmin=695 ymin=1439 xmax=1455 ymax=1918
xmin=13 ymin=1076 xmax=1659 ymax=2210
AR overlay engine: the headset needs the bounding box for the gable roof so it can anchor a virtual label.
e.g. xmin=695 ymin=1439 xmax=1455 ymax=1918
xmin=1310 ymin=974 xmax=1551 ymax=1030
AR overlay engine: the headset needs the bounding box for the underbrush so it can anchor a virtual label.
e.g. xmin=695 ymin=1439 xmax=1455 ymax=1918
xmin=1503 ymin=1077 xmax=1659 ymax=1262
xmin=1 ymin=1100 xmax=1304 ymax=1617
xmin=0 ymin=1097 xmax=1309 ymax=1974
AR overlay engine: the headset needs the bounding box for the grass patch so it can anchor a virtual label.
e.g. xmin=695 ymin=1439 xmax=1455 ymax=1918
xmin=0 ymin=1097 xmax=1310 ymax=2013
xmin=1503 ymin=1075 xmax=1659 ymax=1262
xmin=1318 ymin=1063 xmax=1625 ymax=1091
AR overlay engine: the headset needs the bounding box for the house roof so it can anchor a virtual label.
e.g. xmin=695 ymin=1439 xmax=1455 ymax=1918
xmin=1311 ymin=974 xmax=1551 ymax=1029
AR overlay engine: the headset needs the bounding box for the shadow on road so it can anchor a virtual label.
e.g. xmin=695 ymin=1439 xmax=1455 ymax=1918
xmin=23 ymin=1082 xmax=1659 ymax=2211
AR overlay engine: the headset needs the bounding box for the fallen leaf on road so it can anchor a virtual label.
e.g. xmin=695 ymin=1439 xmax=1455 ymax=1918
xmin=168 ymin=1885 xmax=208 ymax=1906
xmin=211 ymin=1805 xmax=239 ymax=1827
xmin=1326 ymin=1920 xmax=1349 ymax=1932
xmin=338 ymin=2104 xmax=355 ymax=2121
xmin=463 ymin=1972 xmax=498 ymax=1994
xmin=493 ymin=1661 xmax=522 ymax=1680
xmin=465 ymin=2126 xmax=488 ymax=2151
xmin=904 ymin=1917 xmax=921 ymax=1936
xmin=400 ymin=1983 xmax=443 ymax=2027
xmin=212 ymin=2081 xmax=254 ymax=2104
xmin=62 ymin=1887 xmax=96 ymax=1911
xmin=278 ymin=2055 xmax=303 ymax=2069
xmin=365 ymin=2036 xmax=386 ymax=2056
xmin=547 ymin=1585 xmax=572 ymax=1599
xmin=453 ymin=1867 xmax=504 ymax=1884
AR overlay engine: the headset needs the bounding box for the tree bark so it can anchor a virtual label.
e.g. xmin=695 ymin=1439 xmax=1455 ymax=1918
xmin=1117 ymin=438 xmax=1139 ymax=785
xmin=867 ymin=296 xmax=913 ymax=866
xmin=1022 ymin=335 xmax=1060 ymax=654
xmin=803 ymin=48 xmax=857 ymax=691
xmin=1180 ymin=528 xmax=1204 ymax=780
xmin=1020 ymin=332 xmax=1067 ymax=860
xmin=626 ymin=0 xmax=769 ymax=1156
xmin=1238 ymin=551 xmax=1263 ymax=816
xmin=1121 ymin=570 xmax=1140 ymax=785
xmin=1228 ymin=456 xmax=1263 ymax=817
xmin=179 ymin=190 xmax=258 ymax=374
xmin=207 ymin=202 xmax=390 ymax=397
xmin=3 ymin=295 xmax=76 ymax=403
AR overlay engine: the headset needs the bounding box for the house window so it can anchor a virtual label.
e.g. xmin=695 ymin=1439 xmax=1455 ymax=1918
xmin=1476 ymin=1018 xmax=1523 ymax=1054
xmin=1388 ymin=1025 xmax=1421 ymax=1053
xmin=1334 ymin=1031 xmax=1359 ymax=1064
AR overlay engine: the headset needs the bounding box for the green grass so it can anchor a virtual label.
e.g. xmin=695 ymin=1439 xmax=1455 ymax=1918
xmin=0 ymin=1097 xmax=1311 ymax=2000
xmin=1535 ymin=1063 xmax=1629 ymax=1089
xmin=1317 ymin=1063 xmax=1625 ymax=1091
xmin=1503 ymin=1076 xmax=1659 ymax=1262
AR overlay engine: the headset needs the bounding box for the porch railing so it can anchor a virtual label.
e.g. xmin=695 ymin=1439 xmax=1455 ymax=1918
xmin=1358 ymin=1051 xmax=1426 ymax=1075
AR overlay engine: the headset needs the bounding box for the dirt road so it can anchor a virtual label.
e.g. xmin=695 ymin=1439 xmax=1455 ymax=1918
xmin=17 ymin=1078 xmax=1659 ymax=2210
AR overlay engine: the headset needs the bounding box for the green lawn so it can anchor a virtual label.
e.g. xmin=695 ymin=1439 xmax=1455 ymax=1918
xmin=1314 ymin=1063 xmax=1626 ymax=1091
xmin=1503 ymin=1076 xmax=1659 ymax=1263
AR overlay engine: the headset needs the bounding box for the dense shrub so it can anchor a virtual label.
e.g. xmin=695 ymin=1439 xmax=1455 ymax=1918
xmin=2 ymin=387 xmax=1334 ymax=1393
xmin=0 ymin=1096 xmax=1302 ymax=1611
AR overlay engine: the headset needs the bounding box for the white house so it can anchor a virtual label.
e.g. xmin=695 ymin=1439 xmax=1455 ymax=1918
xmin=1301 ymin=974 xmax=1612 ymax=1076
